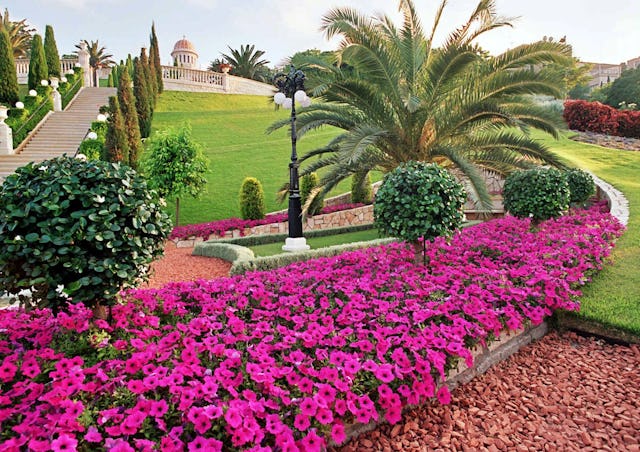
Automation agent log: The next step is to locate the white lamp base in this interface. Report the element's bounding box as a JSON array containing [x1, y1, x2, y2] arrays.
[[282, 237, 310, 252]]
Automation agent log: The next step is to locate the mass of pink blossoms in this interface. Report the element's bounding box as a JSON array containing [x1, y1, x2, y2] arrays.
[[0, 205, 623, 451], [169, 204, 366, 240]]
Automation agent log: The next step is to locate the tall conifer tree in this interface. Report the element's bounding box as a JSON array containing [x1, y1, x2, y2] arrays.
[[139, 48, 156, 111], [150, 23, 163, 93], [27, 34, 48, 90], [0, 27, 19, 105], [103, 95, 129, 163], [117, 70, 142, 168], [43, 25, 61, 77], [133, 57, 151, 138]]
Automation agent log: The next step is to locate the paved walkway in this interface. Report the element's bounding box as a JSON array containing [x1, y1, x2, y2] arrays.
[[0, 87, 116, 181]]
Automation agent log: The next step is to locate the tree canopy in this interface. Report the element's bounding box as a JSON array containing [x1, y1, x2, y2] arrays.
[[0, 8, 34, 58], [221, 44, 271, 82]]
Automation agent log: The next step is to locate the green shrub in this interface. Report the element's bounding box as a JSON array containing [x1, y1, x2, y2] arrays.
[[27, 34, 48, 91], [5, 87, 53, 148], [60, 67, 83, 109], [0, 156, 171, 312], [239, 177, 266, 220], [374, 161, 466, 242], [351, 171, 373, 204], [566, 168, 595, 204], [78, 139, 103, 160], [300, 172, 324, 215], [90, 120, 108, 141], [0, 27, 19, 106], [503, 167, 570, 222], [192, 243, 255, 263], [44, 25, 61, 78]]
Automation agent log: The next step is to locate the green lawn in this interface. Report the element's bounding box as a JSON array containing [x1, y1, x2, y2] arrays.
[[249, 228, 382, 257], [150, 92, 377, 225], [18, 84, 28, 99], [535, 130, 640, 336]]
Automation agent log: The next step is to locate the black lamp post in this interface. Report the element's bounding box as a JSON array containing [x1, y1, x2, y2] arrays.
[[273, 66, 311, 251]]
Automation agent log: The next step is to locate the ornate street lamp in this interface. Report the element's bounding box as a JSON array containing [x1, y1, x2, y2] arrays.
[[273, 66, 312, 252]]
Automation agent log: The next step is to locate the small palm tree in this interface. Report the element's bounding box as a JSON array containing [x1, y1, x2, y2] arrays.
[[269, 0, 573, 211], [75, 39, 115, 85], [0, 8, 35, 58], [221, 44, 271, 82]]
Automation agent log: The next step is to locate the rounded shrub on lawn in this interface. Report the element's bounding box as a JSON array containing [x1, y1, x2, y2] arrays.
[[239, 176, 266, 220], [300, 171, 324, 215], [374, 161, 466, 242], [503, 167, 570, 222], [566, 168, 595, 204], [0, 156, 172, 312]]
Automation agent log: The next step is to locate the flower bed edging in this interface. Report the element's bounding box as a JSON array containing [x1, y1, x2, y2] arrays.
[[338, 322, 548, 445]]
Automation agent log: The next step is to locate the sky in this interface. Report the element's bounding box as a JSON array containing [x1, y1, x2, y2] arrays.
[[4, 0, 640, 68]]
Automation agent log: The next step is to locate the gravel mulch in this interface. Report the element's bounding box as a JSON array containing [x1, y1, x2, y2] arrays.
[[570, 130, 640, 151], [144, 242, 231, 288], [331, 332, 640, 452]]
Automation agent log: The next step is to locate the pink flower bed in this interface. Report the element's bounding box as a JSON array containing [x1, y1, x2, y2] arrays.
[[0, 205, 623, 451], [169, 204, 367, 240]]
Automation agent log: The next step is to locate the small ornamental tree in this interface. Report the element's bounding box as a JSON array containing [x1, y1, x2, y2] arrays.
[[566, 168, 595, 205], [0, 156, 171, 313], [503, 167, 570, 222], [142, 125, 208, 226], [27, 34, 48, 90], [239, 177, 266, 220], [300, 172, 324, 215], [134, 57, 152, 138], [374, 161, 466, 242], [117, 69, 142, 168], [102, 95, 129, 163], [351, 171, 373, 204], [43, 25, 61, 77], [0, 27, 19, 105]]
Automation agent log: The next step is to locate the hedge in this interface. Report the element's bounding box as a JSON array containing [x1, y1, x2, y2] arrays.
[[563, 99, 640, 138]]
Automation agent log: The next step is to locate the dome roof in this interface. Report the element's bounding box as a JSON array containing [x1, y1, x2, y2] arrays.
[[172, 37, 197, 55]]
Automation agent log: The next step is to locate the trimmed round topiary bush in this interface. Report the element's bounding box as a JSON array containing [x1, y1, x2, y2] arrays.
[[300, 172, 324, 215], [503, 167, 570, 222], [239, 177, 265, 220], [374, 161, 466, 242], [351, 171, 373, 204], [566, 168, 595, 204], [0, 156, 172, 312]]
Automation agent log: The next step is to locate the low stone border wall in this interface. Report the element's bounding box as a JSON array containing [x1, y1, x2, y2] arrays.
[[339, 322, 548, 445], [591, 172, 629, 226]]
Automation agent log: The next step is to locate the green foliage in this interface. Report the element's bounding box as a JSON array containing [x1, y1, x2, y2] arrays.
[[270, 0, 571, 213], [117, 70, 142, 167], [142, 124, 208, 225], [192, 243, 255, 263], [1, 8, 35, 59], [102, 95, 129, 164], [221, 44, 271, 82], [565, 168, 595, 204], [43, 25, 61, 77], [605, 67, 640, 109], [134, 57, 152, 138], [0, 27, 19, 105], [140, 48, 157, 108], [374, 161, 466, 242], [27, 34, 48, 91], [300, 172, 324, 215], [589, 83, 611, 103], [150, 23, 163, 93], [503, 167, 570, 222], [239, 177, 266, 220], [5, 86, 52, 147], [59, 67, 83, 109], [78, 139, 103, 160], [0, 156, 171, 311], [351, 171, 372, 204], [107, 72, 114, 87]]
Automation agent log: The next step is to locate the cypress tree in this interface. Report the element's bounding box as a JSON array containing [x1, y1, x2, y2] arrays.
[[44, 25, 61, 77], [133, 57, 151, 138], [150, 23, 163, 93], [0, 27, 19, 105], [139, 48, 156, 112], [107, 71, 114, 87], [125, 54, 134, 78], [103, 95, 129, 164], [117, 69, 142, 168], [28, 34, 48, 90]]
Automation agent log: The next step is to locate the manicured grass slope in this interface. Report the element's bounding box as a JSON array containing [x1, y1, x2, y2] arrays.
[[536, 131, 640, 336], [150, 92, 358, 224]]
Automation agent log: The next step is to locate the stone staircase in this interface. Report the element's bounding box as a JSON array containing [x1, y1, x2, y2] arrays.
[[0, 87, 116, 181]]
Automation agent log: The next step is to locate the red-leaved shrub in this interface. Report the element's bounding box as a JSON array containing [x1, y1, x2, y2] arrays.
[[563, 100, 640, 138]]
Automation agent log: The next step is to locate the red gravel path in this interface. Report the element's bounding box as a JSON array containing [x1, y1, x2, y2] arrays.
[[143, 247, 640, 451], [143, 242, 231, 288], [332, 332, 640, 452]]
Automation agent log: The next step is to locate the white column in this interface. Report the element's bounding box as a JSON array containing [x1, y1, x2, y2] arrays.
[[222, 72, 230, 92], [0, 106, 14, 155], [50, 78, 62, 111], [77, 41, 92, 87]]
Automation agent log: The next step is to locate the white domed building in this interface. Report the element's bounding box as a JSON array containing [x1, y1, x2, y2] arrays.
[[171, 37, 199, 69]]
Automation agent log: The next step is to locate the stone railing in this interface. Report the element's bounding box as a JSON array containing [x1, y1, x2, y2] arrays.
[[15, 58, 80, 84], [161, 66, 274, 96]]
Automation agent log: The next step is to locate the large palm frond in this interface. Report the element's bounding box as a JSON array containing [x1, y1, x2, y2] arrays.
[[221, 44, 270, 82], [0, 8, 34, 58]]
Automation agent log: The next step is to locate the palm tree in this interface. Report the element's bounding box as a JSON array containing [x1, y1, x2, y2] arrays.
[[221, 44, 271, 82], [75, 39, 115, 86], [0, 8, 35, 58], [269, 0, 572, 211]]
